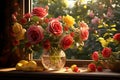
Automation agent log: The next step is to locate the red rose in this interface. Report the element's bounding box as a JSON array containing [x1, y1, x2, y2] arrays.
[[60, 35, 73, 50], [70, 32, 75, 37], [48, 19, 63, 36], [12, 39, 19, 46], [27, 25, 44, 44], [97, 66, 103, 72], [25, 42, 31, 48], [92, 51, 99, 61], [102, 47, 112, 58], [44, 18, 49, 23], [64, 26, 69, 31], [88, 63, 96, 72], [20, 18, 27, 24], [24, 13, 31, 19], [43, 39, 51, 50], [32, 7, 47, 18], [113, 33, 120, 43]]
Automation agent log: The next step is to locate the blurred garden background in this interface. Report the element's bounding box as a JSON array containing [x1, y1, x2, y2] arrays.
[[32, 0, 120, 60]]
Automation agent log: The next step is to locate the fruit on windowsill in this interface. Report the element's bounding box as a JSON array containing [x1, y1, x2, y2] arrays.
[[87, 63, 96, 72], [15, 60, 38, 71], [71, 64, 80, 72], [71, 64, 77, 71], [22, 60, 37, 71], [16, 60, 29, 70]]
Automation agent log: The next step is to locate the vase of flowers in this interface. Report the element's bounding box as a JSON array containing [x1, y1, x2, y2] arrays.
[[11, 6, 89, 70]]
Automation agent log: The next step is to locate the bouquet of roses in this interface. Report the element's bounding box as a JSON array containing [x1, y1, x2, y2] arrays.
[[11, 6, 89, 58]]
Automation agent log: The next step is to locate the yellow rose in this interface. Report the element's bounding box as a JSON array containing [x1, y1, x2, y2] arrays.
[[12, 22, 22, 34], [12, 22, 26, 40], [63, 15, 75, 27], [16, 28, 26, 40]]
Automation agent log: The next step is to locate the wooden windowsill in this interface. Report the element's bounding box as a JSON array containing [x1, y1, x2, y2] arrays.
[[0, 67, 120, 80], [0, 60, 120, 80]]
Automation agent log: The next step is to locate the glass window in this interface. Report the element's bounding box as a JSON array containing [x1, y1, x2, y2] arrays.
[[23, 0, 120, 60]]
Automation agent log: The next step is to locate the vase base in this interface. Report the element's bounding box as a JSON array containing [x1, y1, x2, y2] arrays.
[[41, 50, 66, 71]]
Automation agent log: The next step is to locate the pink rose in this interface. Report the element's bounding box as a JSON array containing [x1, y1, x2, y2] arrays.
[[91, 17, 100, 25], [32, 7, 47, 18], [106, 7, 114, 19], [80, 29, 89, 41], [79, 21, 89, 41], [48, 19, 63, 36], [92, 51, 99, 61], [102, 47, 112, 58], [113, 33, 120, 43], [27, 25, 44, 44], [89, 10, 95, 18], [79, 21, 89, 30], [60, 35, 73, 50]]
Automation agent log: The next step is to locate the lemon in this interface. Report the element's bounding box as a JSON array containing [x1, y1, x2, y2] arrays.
[[23, 60, 37, 71], [15, 60, 28, 70], [16, 63, 23, 70], [27, 60, 37, 68], [18, 60, 29, 65]]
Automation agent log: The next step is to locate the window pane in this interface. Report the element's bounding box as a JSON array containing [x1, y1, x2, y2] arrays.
[[31, 0, 120, 60]]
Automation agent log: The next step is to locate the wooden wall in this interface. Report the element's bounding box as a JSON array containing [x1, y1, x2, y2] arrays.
[[0, 0, 21, 68]]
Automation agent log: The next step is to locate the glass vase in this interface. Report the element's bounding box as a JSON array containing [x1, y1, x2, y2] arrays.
[[41, 48, 66, 70]]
